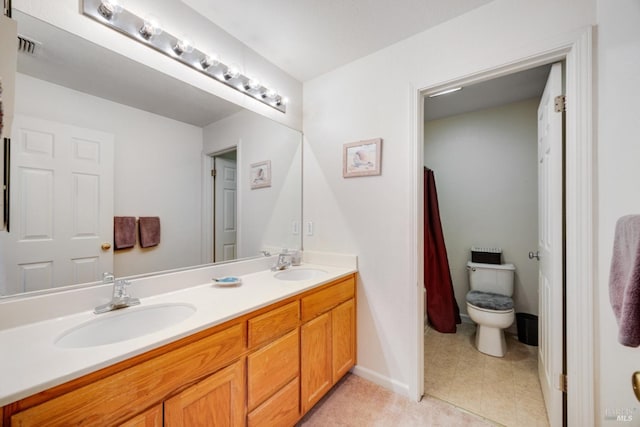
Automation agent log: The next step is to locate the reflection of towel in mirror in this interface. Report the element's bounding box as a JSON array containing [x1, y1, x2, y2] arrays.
[[114, 217, 136, 250], [139, 217, 161, 248], [609, 215, 640, 347]]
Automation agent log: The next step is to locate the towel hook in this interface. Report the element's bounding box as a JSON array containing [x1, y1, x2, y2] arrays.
[[528, 251, 540, 261]]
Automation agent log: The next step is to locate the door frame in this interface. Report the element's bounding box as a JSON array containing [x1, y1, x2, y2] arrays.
[[409, 27, 594, 426], [201, 145, 241, 265]]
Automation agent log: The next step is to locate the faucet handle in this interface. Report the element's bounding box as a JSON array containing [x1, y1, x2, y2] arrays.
[[114, 279, 132, 298]]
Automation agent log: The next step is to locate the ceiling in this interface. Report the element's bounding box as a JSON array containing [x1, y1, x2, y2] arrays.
[[181, 0, 495, 82], [424, 64, 553, 121]]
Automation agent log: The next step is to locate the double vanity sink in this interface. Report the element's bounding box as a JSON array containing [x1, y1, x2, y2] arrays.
[[0, 261, 351, 408], [54, 268, 328, 349]]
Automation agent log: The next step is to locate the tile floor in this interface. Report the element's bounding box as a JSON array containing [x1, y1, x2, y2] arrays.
[[424, 322, 550, 427], [298, 373, 495, 426]]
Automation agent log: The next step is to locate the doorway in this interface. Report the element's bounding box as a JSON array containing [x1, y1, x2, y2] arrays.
[[411, 29, 594, 426], [422, 63, 559, 426], [211, 149, 238, 263]]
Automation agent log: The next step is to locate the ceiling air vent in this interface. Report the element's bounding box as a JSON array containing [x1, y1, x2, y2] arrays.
[[17, 35, 41, 55]]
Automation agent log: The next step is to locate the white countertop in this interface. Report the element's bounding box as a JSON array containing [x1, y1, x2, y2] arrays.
[[0, 260, 356, 406]]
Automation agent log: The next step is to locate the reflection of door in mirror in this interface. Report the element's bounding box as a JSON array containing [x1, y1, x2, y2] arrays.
[[0, 115, 114, 295], [213, 151, 237, 262]]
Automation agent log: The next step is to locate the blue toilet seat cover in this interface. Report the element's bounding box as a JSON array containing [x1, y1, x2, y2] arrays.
[[466, 290, 514, 311]]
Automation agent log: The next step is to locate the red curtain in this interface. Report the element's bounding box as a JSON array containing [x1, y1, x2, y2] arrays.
[[424, 167, 461, 333]]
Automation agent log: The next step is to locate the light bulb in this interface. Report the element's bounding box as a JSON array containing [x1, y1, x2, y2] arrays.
[[200, 53, 220, 70], [97, 0, 123, 20], [223, 64, 240, 80], [244, 77, 260, 91], [275, 96, 288, 106], [139, 17, 162, 40], [262, 87, 277, 99], [172, 38, 193, 56]]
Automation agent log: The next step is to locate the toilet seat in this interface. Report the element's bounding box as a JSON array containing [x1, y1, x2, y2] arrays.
[[466, 302, 514, 315], [466, 290, 513, 311]]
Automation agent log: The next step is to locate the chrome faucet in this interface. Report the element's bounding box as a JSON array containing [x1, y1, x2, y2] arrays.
[[94, 272, 141, 314], [271, 250, 292, 271]]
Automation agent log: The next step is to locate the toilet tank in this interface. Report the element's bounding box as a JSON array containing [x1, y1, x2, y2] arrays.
[[467, 261, 516, 296]]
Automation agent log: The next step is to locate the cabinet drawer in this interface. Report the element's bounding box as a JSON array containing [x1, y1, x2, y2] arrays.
[[301, 276, 355, 322], [247, 329, 299, 410], [247, 377, 300, 427], [248, 301, 299, 348], [11, 323, 244, 426]]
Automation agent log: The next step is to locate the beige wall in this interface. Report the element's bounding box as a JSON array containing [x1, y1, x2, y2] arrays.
[[303, 0, 595, 402]]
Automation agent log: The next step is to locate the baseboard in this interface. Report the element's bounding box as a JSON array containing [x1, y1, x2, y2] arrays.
[[351, 365, 410, 398]]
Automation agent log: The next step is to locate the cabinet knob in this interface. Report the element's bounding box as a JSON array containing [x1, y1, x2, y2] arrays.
[[101, 243, 112, 251]]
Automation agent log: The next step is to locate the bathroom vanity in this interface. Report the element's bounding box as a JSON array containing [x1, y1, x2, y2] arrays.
[[0, 258, 357, 426]]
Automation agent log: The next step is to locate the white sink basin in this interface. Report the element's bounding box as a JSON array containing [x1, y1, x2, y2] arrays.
[[275, 268, 328, 281], [55, 303, 197, 348]]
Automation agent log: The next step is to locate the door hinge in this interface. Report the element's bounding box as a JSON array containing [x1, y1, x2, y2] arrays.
[[211, 169, 217, 177], [554, 95, 566, 113], [560, 373, 568, 393]]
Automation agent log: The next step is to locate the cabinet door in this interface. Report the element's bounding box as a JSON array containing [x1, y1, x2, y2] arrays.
[[164, 359, 245, 427], [119, 405, 162, 427], [301, 312, 332, 413], [332, 299, 356, 383]]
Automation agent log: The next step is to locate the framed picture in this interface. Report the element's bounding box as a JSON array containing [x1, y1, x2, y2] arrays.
[[250, 160, 271, 189], [343, 138, 382, 178]]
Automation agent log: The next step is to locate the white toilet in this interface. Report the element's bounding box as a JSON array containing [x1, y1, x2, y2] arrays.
[[466, 261, 516, 357]]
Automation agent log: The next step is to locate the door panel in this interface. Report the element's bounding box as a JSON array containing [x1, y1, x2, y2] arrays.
[[0, 115, 114, 295], [537, 62, 564, 427], [214, 157, 237, 262]]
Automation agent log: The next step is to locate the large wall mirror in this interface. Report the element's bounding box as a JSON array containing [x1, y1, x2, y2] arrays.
[[0, 11, 302, 297]]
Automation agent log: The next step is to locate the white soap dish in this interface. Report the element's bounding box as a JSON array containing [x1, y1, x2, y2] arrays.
[[212, 276, 242, 287]]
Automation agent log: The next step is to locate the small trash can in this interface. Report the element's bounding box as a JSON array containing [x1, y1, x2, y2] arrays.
[[516, 313, 538, 346]]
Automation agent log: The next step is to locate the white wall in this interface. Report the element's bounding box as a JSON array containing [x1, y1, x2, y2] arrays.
[[424, 99, 539, 318], [12, 0, 303, 130], [303, 0, 595, 399], [596, 0, 640, 424], [203, 110, 302, 257], [14, 73, 203, 278]]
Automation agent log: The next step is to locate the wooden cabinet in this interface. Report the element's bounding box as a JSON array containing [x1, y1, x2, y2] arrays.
[[164, 360, 245, 427], [9, 323, 244, 426], [300, 276, 356, 413], [2, 273, 357, 427]]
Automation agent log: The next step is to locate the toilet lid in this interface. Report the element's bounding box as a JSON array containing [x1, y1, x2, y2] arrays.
[[466, 290, 514, 311]]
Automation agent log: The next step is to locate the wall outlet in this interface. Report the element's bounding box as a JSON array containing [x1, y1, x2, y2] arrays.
[[306, 221, 314, 236]]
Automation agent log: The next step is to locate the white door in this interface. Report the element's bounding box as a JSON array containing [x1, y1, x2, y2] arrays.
[[537, 62, 564, 426], [0, 115, 114, 295], [214, 157, 237, 262]]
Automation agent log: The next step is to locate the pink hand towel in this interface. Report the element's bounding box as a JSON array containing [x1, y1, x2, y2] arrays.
[[139, 216, 161, 248], [114, 216, 136, 250], [609, 215, 640, 347]]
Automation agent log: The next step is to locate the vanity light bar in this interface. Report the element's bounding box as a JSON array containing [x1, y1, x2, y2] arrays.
[[82, 0, 287, 113]]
